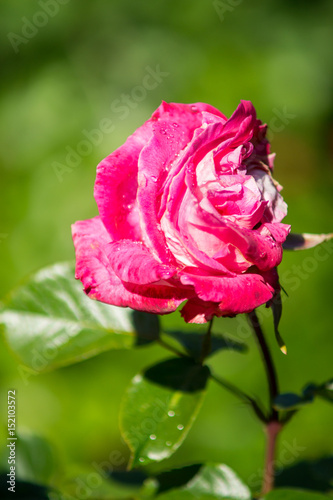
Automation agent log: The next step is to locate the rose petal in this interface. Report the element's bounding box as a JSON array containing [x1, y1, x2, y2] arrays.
[[180, 298, 221, 324], [222, 100, 257, 144], [180, 268, 277, 316], [94, 119, 153, 241], [137, 106, 205, 262], [106, 240, 176, 285], [72, 217, 189, 314]]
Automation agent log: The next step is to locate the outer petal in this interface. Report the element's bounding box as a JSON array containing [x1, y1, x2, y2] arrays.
[[180, 269, 276, 316], [180, 268, 280, 323], [94, 101, 207, 243], [137, 107, 205, 262], [72, 217, 189, 314], [221, 100, 257, 144], [94, 119, 153, 241], [180, 298, 221, 324], [106, 240, 176, 285]]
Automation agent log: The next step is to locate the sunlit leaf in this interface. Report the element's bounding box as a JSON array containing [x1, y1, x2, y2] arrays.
[[120, 357, 210, 468], [155, 463, 251, 499], [58, 469, 155, 499], [0, 262, 159, 372]]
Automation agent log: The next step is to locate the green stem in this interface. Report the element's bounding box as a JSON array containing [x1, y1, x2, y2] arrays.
[[199, 318, 214, 364], [157, 338, 186, 358], [247, 310, 282, 495], [248, 310, 279, 420]]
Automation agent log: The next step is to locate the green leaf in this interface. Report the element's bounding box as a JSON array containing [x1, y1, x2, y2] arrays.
[[274, 392, 313, 411], [275, 378, 333, 411], [0, 262, 160, 372], [164, 330, 246, 361], [0, 474, 51, 499], [283, 232, 333, 251], [304, 380, 333, 403], [120, 357, 210, 468], [270, 292, 287, 355], [58, 466, 157, 499], [264, 488, 331, 499], [15, 432, 57, 484], [156, 463, 251, 499]]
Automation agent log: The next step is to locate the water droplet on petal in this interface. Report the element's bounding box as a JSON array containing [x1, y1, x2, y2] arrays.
[[177, 424, 184, 430], [172, 123, 179, 128], [168, 411, 175, 417], [149, 434, 156, 440], [151, 176, 158, 182]]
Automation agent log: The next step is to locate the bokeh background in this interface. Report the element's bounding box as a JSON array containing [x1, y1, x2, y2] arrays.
[[0, 0, 333, 495]]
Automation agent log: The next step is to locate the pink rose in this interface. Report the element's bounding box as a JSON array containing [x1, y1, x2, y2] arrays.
[[72, 101, 290, 323]]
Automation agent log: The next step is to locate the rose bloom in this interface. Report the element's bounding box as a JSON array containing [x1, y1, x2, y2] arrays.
[[72, 101, 290, 323]]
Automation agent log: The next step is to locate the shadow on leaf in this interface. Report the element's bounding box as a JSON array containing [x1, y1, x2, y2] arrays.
[[276, 456, 333, 493], [144, 357, 210, 392]]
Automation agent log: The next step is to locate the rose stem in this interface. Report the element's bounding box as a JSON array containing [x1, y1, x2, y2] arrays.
[[157, 338, 187, 358], [247, 310, 282, 495]]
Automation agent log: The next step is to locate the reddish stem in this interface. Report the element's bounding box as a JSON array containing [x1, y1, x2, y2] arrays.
[[261, 420, 282, 495]]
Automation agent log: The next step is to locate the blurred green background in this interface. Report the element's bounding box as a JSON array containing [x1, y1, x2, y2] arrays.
[[0, 0, 333, 495]]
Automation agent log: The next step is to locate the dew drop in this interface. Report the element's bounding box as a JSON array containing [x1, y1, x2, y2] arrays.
[[177, 424, 184, 431], [149, 434, 156, 440], [166, 441, 172, 446], [139, 457, 145, 463], [168, 411, 175, 417], [172, 123, 179, 128], [151, 176, 158, 182]]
